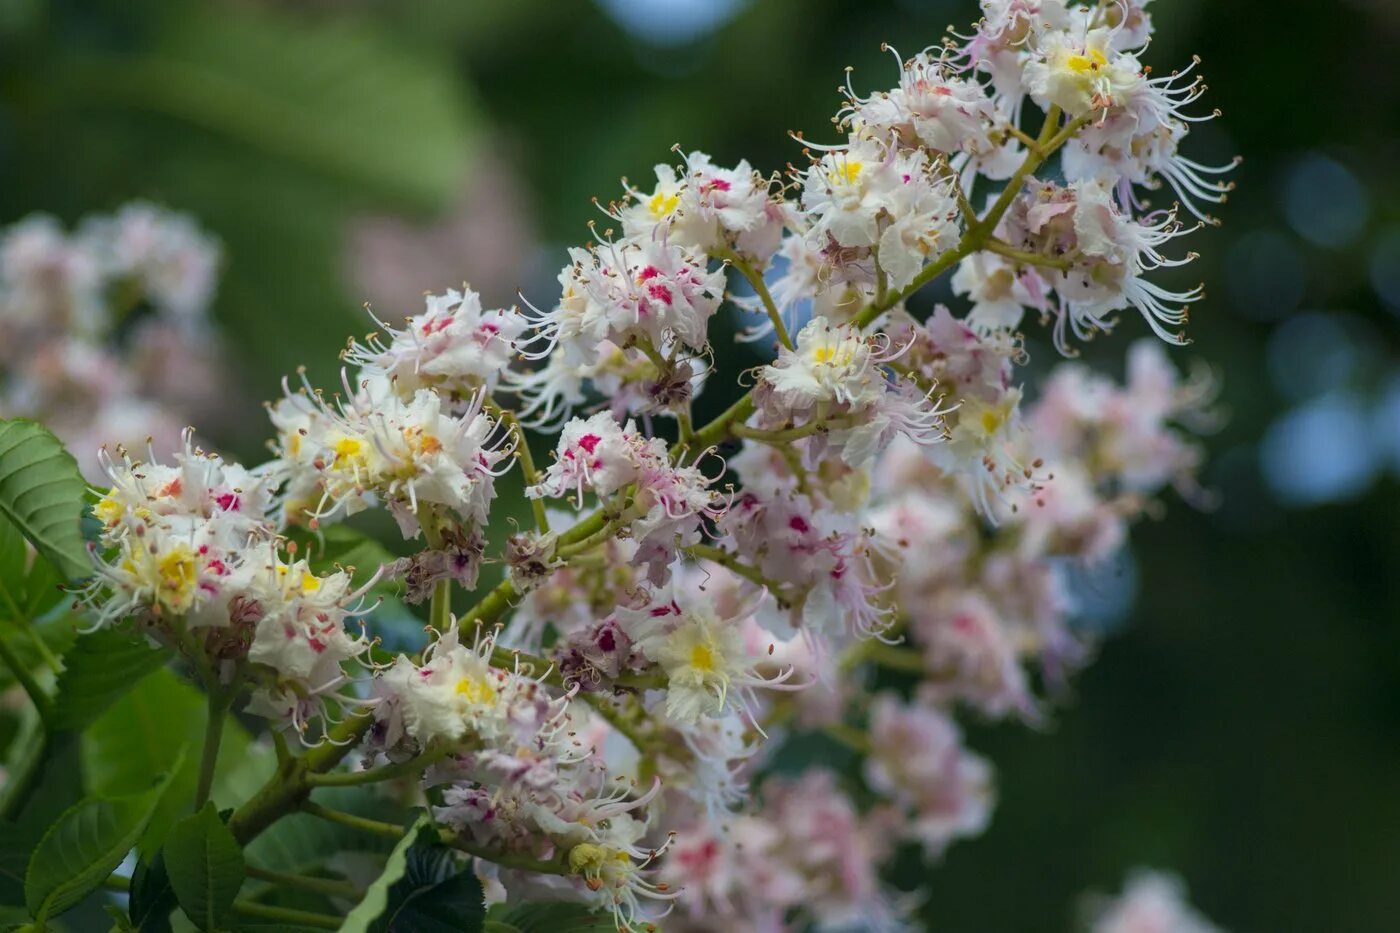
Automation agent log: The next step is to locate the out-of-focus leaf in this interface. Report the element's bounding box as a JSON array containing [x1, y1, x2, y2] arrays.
[[82, 668, 255, 855], [49, 628, 168, 733], [243, 786, 398, 878], [62, 4, 474, 210], [0, 821, 40, 907], [164, 803, 245, 931], [301, 524, 399, 588], [23, 759, 179, 924], [0, 515, 23, 597], [0, 420, 90, 581]]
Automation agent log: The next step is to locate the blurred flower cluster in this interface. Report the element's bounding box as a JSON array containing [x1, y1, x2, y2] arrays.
[[0, 203, 224, 479], [74, 0, 1232, 929]]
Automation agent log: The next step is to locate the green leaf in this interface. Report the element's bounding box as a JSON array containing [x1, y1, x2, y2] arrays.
[[0, 515, 25, 602], [23, 758, 180, 924], [483, 902, 610, 933], [0, 420, 91, 582], [303, 525, 398, 588], [65, 3, 475, 210], [368, 846, 486, 933], [50, 628, 169, 733], [0, 821, 40, 907], [164, 803, 245, 931], [338, 814, 486, 933], [128, 851, 176, 933], [339, 814, 428, 933], [83, 668, 257, 855], [243, 787, 397, 877]]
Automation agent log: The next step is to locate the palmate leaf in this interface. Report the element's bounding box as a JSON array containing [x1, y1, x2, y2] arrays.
[[339, 813, 430, 933], [0, 420, 90, 582], [339, 813, 486, 933], [50, 627, 169, 733], [83, 667, 261, 856], [62, 3, 475, 211], [163, 803, 245, 931], [23, 755, 180, 924]]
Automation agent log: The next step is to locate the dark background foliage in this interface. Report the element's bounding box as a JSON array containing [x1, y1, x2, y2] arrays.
[[2, 0, 1397, 929]]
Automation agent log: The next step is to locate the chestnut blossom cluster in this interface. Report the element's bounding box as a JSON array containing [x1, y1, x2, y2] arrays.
[[83, 433, 378, 732], [72, 1, 1235, 929], [1089, 871, 1223, 933], [0, 203, 224, 478]]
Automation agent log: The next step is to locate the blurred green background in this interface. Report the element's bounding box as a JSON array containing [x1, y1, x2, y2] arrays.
[[2, 0, 1397, 930]]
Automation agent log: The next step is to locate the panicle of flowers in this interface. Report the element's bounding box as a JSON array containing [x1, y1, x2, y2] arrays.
[[266, 370, 513, 538], [344, 286, 529, 403], [611, 149, 787, 266], [1087, 870, 1223, 933], [369, 621, 679, 930], [0, 204, 225, 478], [753, 315, 954, 468], [83, 432, 379, 736], [59, 1, 1236, 927]]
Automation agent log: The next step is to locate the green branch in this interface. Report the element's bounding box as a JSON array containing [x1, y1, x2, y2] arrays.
[[245, 864, 362, 901], [231, 899, 343, 930], [304, 744, 455, 788], [714, 245, 793, 350], [192, 684, 235, 811]]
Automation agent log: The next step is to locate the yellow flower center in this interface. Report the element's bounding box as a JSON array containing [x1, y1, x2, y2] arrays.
[[980, 407, 1005, 435], [95, 495, 124, 526], [333, 436, 365, 466], [454, 673, 497, 706], [1066, 48, 1108, 74], [648, 190, 680, 219], [689, 640, 719, 674], [812, 343, 853, 368], [157, 546, 197, 607], [829, 160, 864, 186]]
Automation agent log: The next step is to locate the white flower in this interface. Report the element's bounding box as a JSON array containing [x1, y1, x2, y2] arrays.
[[622, 592, 792, 726], [843, 47, 998, 156], [951, 251, 1039, 333], [528, 412, 641, 502], [530, 239, 724, 358], [618, 151, 784, 264], [346, 286, 527, 400], [1053, 179, 1201, 349], [1023, 26, 1143, 117], [800, 137, 901, 249], [378, 625, 515, 747], [266, 377, 511, 536], [759, 316, 886, 411], [865, 693, 994, 856], [0, 214, 105, 335], [1060, 57, 1236, 223], [245, 557, 370, 707], [1090, 871, 1222, 933], [79, 201, 220, 320]]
